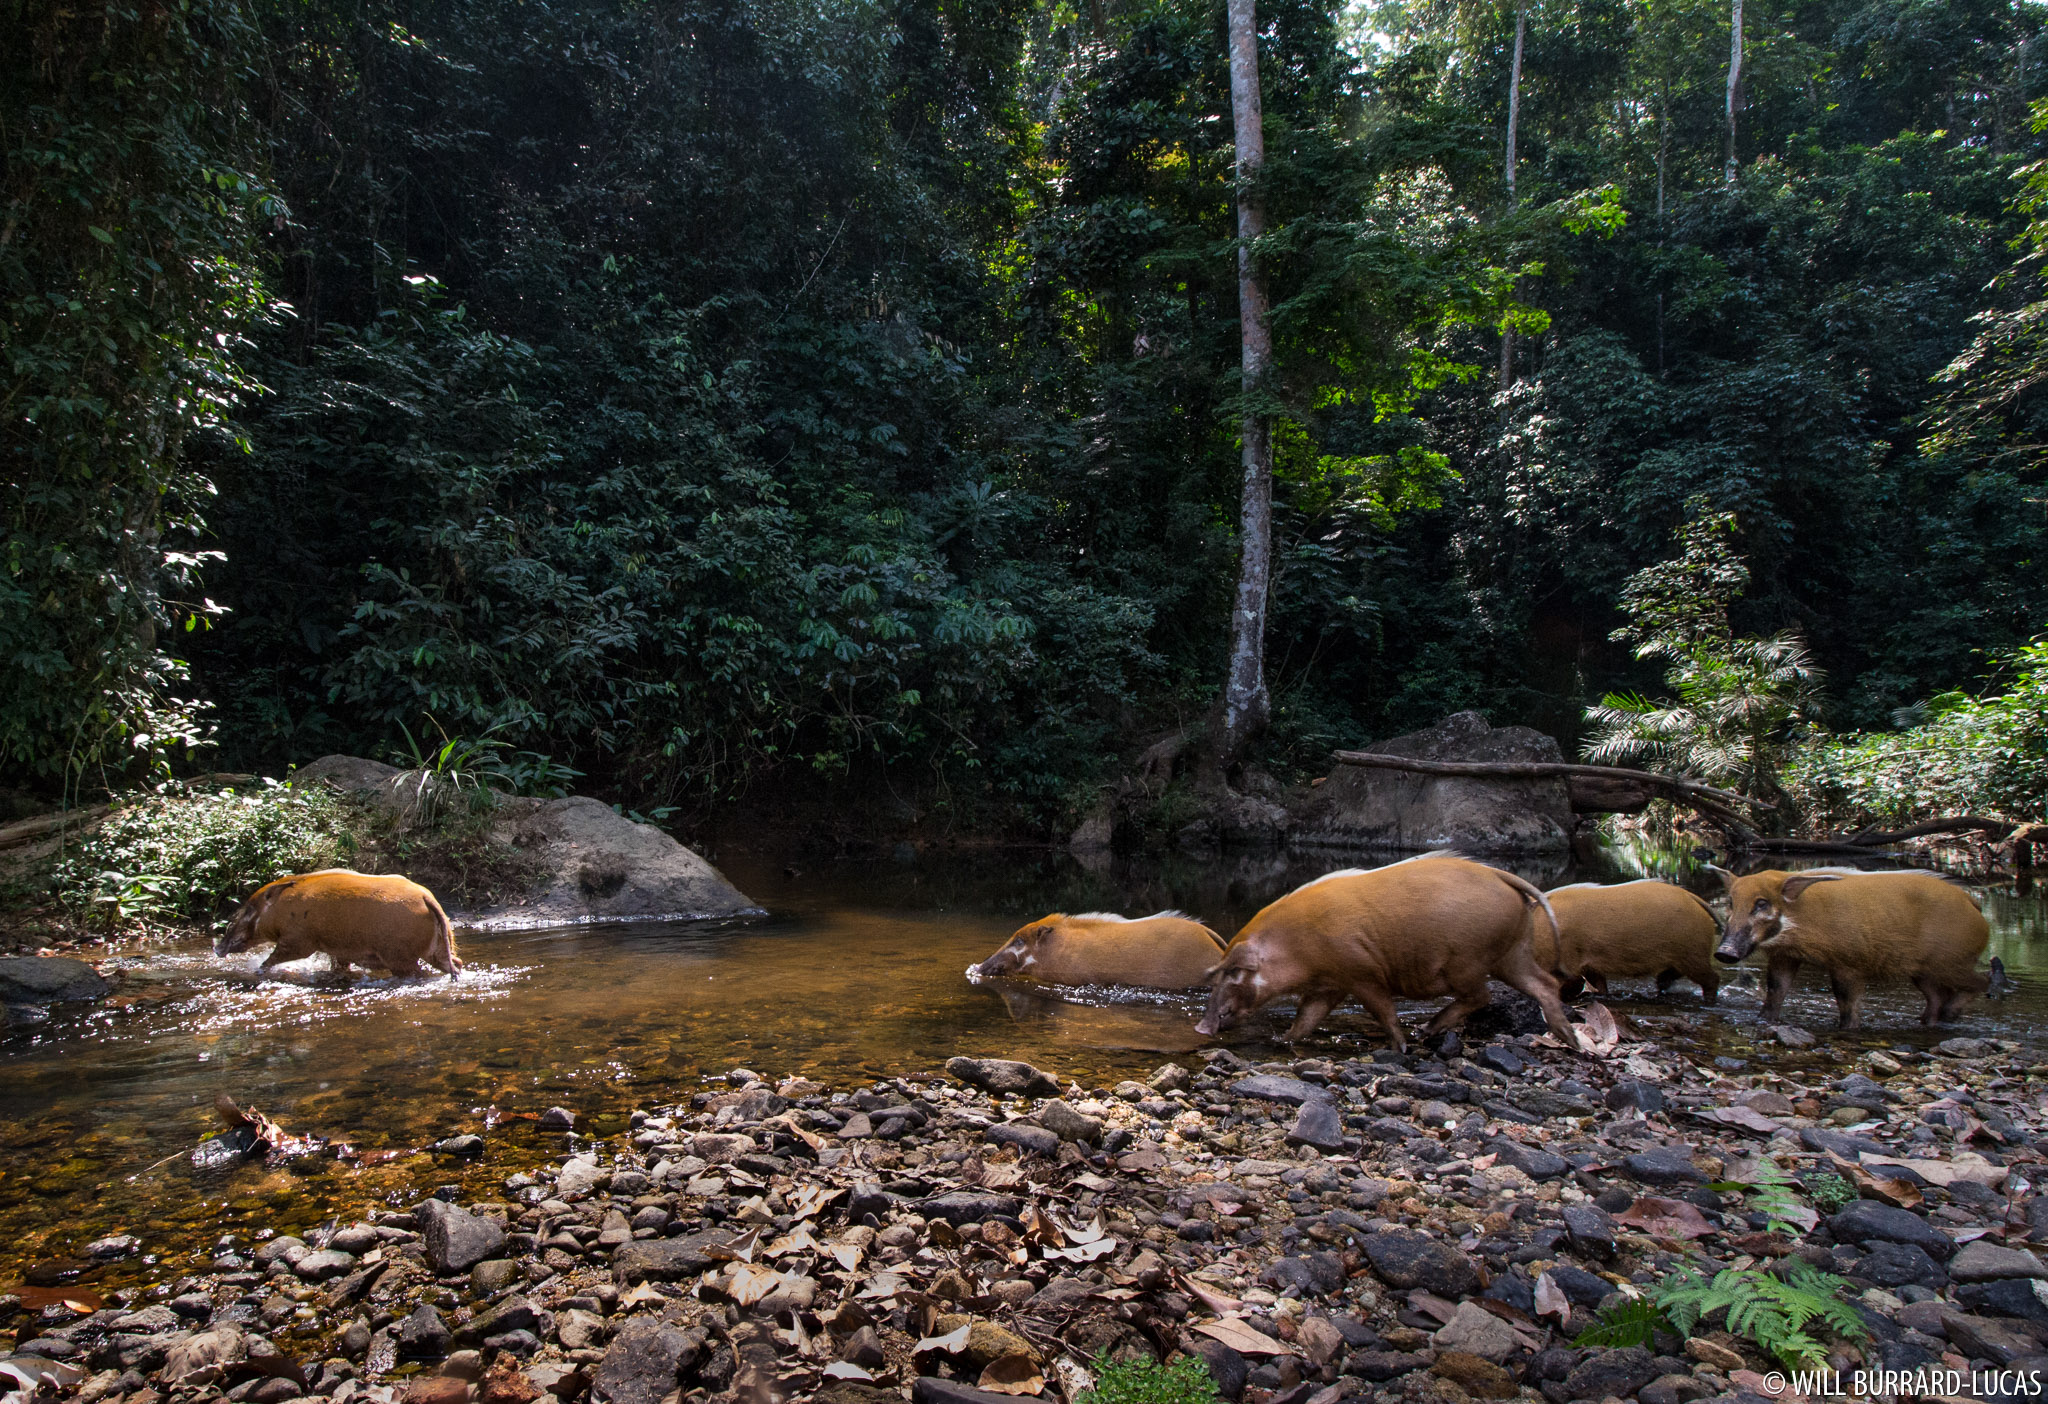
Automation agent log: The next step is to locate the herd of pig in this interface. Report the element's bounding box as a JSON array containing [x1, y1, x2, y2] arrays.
[[966, 853, 1994, 1044], [211, 853, 1994, 1044]]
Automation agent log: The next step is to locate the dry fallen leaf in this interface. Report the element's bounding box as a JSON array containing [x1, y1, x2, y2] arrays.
[[1043, 1236, 1117, 1264], [1573, 1002, 1622, 1057], [822, 1363, 876, 1383], [1825, 1151, 1923, 1209], [1174, 1272, 1241, 1315], [1533, 1272, 1569, 1322], [1193, 1319, 1300, 1357], [721, 1263, 784, 1308], [1614, 1196, 1716, 1240], [1697, 1105, 1785, 1136], [767, 1226, 824, 1258], [913, 1324, 972, 1356], [978, 1355, 1046, 1395]]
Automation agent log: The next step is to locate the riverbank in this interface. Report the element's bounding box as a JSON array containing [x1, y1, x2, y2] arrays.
[[9, 1011, 2048, 1404]]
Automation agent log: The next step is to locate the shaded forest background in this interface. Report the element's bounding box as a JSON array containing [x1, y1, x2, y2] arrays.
[[6, 0, 2047, 831]]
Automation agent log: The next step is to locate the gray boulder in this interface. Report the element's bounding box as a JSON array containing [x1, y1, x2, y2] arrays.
[[593, 1318, 702, 1404], [415, 1200, 507, 1275], [1292, 711, 1573, 855], [292, 754, 762, 928], [0, 956, 112, 1004]]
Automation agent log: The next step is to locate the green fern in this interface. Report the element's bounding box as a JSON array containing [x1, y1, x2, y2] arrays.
[[1709, 1155, 1815, 1237], [1651, 1262, 1867, 1371], [1573, 1297, 1669, 1350]]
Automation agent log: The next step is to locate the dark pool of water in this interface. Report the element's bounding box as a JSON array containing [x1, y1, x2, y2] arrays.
[[2, 839, 2042, 1290]]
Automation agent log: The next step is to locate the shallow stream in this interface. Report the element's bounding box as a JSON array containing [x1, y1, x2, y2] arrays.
[[2, 840, 2043, 1292]]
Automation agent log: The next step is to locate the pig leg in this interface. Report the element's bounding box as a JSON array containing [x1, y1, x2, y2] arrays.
[[1284, 990, 1341, 1043], [1683, 955, 1720, 1005], [1421, 986, 1493, 1039], [1760, 957, 1799, 1021], [1354, 985, 1407, 1053], [1586, 971, 1611, 996], [1829, 970, 1866, 1029], [1495, 940, 1580, 1048], [1557, 974, 1587, 1001], [257, 929, 317, 973]]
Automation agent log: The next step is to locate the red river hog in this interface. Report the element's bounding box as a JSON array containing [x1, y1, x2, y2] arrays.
[[1710, 866, 1988, 1028], [1195, 853, 1576, 1050], [970, 911, 1226, 989], [218, 869, 463, 978], [1539, 879, 1721, 1003]]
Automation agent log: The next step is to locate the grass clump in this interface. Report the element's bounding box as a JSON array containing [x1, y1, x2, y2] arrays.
[[1080, 1355, 1219, 1404], [51, 781, 354, 929]]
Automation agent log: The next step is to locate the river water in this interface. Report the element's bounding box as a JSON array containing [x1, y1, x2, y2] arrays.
[[1, 840, 2042, 1291]]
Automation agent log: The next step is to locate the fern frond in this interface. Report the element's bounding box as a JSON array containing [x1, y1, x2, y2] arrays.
[[1573, 1298, 1668, 1350]]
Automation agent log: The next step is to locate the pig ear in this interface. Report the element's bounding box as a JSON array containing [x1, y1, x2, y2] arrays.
[[1700, 864, 1738, 893], [1781, 872, 1844, 900]]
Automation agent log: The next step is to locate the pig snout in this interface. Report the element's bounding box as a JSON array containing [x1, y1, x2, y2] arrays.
[[1714, 929, 1753, 963]]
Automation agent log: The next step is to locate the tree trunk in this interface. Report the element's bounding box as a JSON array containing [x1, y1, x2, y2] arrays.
[[1500, 4, 1525, 390], [1724, 0, 1743, 185], [1214, 0, 1274, 768]]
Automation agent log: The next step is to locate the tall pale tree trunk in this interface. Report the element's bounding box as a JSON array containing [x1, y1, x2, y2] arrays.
[[1213, 0, 1273, 768], [1724, 0, 1743, 184], [1500, 4, 1525, 390]]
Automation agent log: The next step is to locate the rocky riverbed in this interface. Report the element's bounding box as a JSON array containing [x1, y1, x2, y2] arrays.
[[9, 1016, 2048, 1404]]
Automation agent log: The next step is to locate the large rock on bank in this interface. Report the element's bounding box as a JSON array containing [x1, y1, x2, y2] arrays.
[[1293, 711, 1573, 855], [0, 956, 113, 1004], [293, 755, 762, 928]]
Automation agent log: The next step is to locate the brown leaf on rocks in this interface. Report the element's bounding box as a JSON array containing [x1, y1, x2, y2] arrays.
[[1696, 1105, 1785, 1136], [1614, 1197, 1715, 1240], [1533, 1272, 1569, 1322], [1575, 1002, 1622, 1057], [1175, 1272, 1242, 1316], [822, 1363, 876, 1383], [1824, 1151, 1923, 1209], [1193, 1319, 1300, 1357], [978, 1355, 1047, 1395], [913, 1323, 972, 1356], [787, 1182, 845, 1219]]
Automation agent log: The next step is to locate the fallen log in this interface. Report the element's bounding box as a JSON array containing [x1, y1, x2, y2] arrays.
[[0, 804, 112, 851], [1325, 751, 1766, 837]]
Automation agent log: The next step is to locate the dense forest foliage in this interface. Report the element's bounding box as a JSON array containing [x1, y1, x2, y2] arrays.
[[5, 0, 2046, 828]]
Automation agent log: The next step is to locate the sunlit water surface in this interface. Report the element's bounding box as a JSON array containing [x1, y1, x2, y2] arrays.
[[2, 842, 2043, 1291]]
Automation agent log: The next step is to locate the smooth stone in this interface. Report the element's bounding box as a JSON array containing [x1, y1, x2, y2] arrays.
[[1562, 1347, 1658, 1401], [1488, 1138, 1567, 1180], [1432, 1302, 1517, 1362], [1621, 1147, 1703, 1185], [944, 1057, 1060, 1097], [1562, 1204, 1618, 1259], [1829, 1201, 1956, 1260], [1361, 1227, 1479, 1294], [1259, 1252, 1345, 1298], [1286, 1099, 1347, 1152], [0, 956, 113, 1003], [920, 1192, 1023, 1225], [1035, 1100, 1103, 1144], [1951, 1241, 2048, 1283], [985, 1122, 1059, 1157], [1230, 1075, 1329, 1106], [1606, 1081, 1666, 1115], [396, 1305, 451, 1361], [416, 1201, 507, 1276]]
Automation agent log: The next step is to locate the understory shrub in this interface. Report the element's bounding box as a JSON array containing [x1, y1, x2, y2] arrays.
[[1790, 636, 2048, 826], [51, 782, 352, 928]]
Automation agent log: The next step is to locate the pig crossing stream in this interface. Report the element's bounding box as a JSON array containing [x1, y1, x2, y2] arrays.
[[1, 841, 2044, 1288]]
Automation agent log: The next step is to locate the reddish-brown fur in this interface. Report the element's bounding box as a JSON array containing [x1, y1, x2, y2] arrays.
[[970, 912, 1226, 989], [1195, 854, 1575, 1051], [1539, 879, 1720, 1003], [218, 869, 463, 979], [1711, 867, 1987, 1028]]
